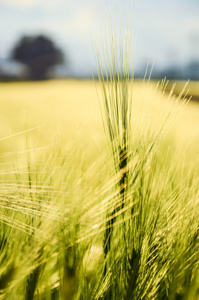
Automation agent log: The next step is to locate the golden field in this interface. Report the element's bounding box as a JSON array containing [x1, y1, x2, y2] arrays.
[[0, 79, 199, 157], [0, 79, 199, 300]]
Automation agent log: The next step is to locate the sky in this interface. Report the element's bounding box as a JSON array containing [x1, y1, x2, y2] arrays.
[[0, 0, 199, 76]]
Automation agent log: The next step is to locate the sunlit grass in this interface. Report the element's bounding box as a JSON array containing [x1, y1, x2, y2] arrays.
[[0, 74, 198, 299]]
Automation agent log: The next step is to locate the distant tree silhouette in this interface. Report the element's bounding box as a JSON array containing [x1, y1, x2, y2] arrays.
[[11, 35, 64, 80]]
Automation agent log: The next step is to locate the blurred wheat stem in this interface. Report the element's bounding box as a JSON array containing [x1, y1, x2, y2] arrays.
[[93, 18, 134, 281]]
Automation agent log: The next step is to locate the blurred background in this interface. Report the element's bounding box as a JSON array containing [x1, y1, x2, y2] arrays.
[[0, 0, 198, 81]]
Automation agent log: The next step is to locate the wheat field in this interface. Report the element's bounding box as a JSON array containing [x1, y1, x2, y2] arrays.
[[0, 79, 198, 299]]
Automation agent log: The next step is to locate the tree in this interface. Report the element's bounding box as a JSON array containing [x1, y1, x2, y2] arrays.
[[11, 35, 64, 80]]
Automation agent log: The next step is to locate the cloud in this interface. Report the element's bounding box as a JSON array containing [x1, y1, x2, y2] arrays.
[[0, 0, 35, 8]]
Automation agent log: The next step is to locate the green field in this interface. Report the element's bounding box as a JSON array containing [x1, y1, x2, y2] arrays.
[[0, 79, 199, 299]]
